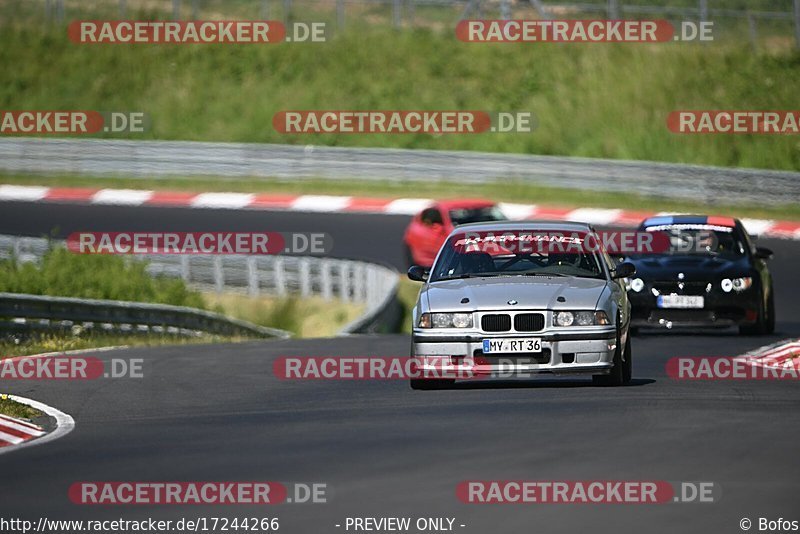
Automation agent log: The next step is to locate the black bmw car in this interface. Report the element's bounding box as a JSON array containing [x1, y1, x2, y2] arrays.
[[623, 215, 775, 335]]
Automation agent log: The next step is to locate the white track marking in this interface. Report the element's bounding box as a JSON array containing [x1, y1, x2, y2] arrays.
[[291, 195, 352, 212], [92, 189, 154, 205]]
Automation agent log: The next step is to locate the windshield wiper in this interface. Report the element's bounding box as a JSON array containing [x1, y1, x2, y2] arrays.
[[518, 272, 570, 277], [438, 273, 500, 280]]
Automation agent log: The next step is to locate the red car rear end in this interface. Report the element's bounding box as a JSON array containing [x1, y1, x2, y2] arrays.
[[403, 200, 506, 267]]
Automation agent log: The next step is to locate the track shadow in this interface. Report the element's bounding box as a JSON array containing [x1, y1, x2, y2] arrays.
[[443, 377, 656, 390]]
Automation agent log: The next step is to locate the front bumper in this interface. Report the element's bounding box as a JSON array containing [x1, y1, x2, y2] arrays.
[[411, 329, 617, 378], [629, 289, 760, 329]]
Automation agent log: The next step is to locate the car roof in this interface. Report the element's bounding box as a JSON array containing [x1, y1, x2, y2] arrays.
[[433, 199, 497, 210], [447, 220, 594, 234], [640, 214, 740, 228]]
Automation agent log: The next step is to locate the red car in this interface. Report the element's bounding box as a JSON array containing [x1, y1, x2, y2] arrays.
[[403, 200, 507, 267]]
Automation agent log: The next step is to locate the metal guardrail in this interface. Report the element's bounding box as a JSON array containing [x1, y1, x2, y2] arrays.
[[0, 292, 291, 339], [1, 138, 799, 206], [0, 234, 401, 335]]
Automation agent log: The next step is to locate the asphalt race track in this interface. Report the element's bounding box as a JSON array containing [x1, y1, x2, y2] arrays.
[[1, 201, 799, 534]]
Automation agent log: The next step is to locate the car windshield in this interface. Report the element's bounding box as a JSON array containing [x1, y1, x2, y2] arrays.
[[430, 231, 606, 282], [633, 225, 746, 258], [448, 206, 507, 226]]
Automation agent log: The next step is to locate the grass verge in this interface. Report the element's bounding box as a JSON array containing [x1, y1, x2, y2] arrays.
[[0, 246, 205, 307], [0, 394, 43, 420], [0, 24, 798, 170], [204, 292, 364, 337]]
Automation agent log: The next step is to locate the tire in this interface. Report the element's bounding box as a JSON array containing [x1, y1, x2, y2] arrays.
[[765, 290, 775, 334], [410, 378, 455, 390], [621, 335, 633, 384], [739, 288, 772, 336], [593, 329, 630, 386]]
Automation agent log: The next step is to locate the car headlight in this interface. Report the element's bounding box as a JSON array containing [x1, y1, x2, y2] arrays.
[[555, 311, 574, 326], [732, 277, 753, 292], [721, 277, 752, 293], [554, 311, 609, 326], [627, 278, 645, 293], [418, 312, 473, 329]]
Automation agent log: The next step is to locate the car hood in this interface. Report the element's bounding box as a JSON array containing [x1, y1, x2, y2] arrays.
[[626, 255, 751, 280], [423, 276, 608, 312]]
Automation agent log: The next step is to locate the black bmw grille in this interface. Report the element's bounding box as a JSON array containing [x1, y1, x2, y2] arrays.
[[481, 314, 511, 332], [652, 281, 709, 296], [514, 313, 545, 332]]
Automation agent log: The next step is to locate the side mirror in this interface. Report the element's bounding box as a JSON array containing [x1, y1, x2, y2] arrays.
[[612, 262, 636, 279], [407, 265, 429, 282], [754, 247, 773, 260]]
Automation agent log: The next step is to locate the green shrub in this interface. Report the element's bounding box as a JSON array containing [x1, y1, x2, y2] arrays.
[[0, 247, 205, 308]]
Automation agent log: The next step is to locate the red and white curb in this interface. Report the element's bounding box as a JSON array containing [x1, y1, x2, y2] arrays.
[[0, 394, 75, 455], [736, 339, 800, 370], [0, 412, 44, 448], [2, 184, 799, 240], [0, 347, 127, 453]]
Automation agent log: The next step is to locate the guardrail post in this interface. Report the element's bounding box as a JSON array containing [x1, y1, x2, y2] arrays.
[[500, 0, 511, 20], [698, 0, 707, 23], [119, 0, 127, 17], [275, 256, 287, 297], [181, 255, 191, 283], [393, 0, 402, 28], [365, 267, 376, 307], [173, 0, 181, 19], [283, 0, 292, 24], [337, 0, 344, 29], [321, 260, 333, 300], [747, 14, 758, 51], [607, 0, 619, 19], [357, 264, 368, 302], [247, 257, 260, 297], [213, 256, 224, 294], [339, 262, 350, 302], [299, 258, 311, 298]]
